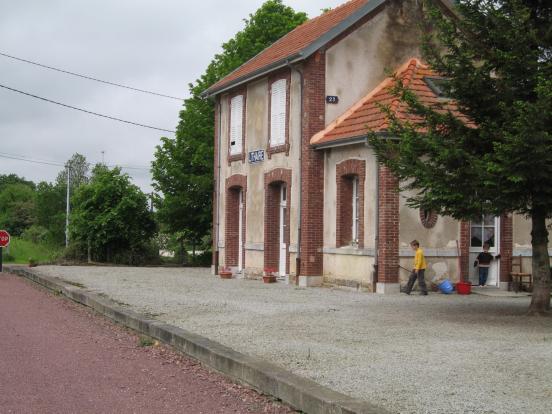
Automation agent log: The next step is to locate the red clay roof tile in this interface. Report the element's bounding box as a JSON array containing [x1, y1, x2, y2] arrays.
[[205, 0, 373, 95], [311, 59, 471, 146]]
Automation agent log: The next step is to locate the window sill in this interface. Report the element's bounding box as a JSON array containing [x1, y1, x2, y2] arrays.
[[323, 247, 374, 256], [228, 153, 245, 164], [267, 143, 289, 158]]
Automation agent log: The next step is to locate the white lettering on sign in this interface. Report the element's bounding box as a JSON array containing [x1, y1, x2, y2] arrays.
[[248, 149, 265, 164]]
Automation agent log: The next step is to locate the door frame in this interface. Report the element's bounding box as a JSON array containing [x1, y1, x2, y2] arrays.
[[469, 215, 501, 286], [238, 189, 244, 273], [278, 184, 288, 278]]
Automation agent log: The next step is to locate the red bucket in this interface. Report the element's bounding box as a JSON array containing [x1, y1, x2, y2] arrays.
[[456, 282, 471, 295]]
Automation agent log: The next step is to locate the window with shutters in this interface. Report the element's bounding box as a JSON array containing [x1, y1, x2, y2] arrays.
[[267, 73, 290, 157], [229, 95, 244, 156], [270, 79, 286, 147]]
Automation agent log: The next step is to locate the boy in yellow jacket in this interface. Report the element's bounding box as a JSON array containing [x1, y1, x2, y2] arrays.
[[404, 240, 428, 295]]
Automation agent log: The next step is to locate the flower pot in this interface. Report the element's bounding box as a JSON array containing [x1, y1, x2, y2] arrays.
[[263, 275, 277, 284], [219, 271, 233, 279], [456, 281, 471, 295]]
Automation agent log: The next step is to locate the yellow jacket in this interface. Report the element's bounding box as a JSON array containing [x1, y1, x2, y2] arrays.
[[414, 248, 427, 270]]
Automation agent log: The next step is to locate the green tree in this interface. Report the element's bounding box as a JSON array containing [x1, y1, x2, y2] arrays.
[[70, 165, 157, 265], [369, 0, 552, 314], [56, 153, 90, 193], [0, 183, 36, 236], [152, 0, 307, 250], [35, 181, 66, 245], [0, 174, 35, 193]]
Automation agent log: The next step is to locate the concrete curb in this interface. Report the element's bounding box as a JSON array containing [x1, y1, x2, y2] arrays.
[[6, 266, 389, 414]]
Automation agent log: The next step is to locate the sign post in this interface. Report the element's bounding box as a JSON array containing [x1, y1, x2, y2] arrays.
[[0, 230, 11, 273]]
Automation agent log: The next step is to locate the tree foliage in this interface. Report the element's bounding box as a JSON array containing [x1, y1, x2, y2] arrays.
[[35, 181, 66, 245], [152, 0, 308, 247], [0, 183, 36, 236], [369, 0, 552, 313], [0, 174, 35, 193], [70, 165, 157, 265], [56, 153, 90, 192]]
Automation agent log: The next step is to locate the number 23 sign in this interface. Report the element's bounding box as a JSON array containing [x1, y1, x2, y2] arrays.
[[0, 230, 10, 248]]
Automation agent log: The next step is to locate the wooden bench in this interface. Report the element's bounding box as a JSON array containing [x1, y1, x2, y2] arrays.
[[510, 255, 532, 293]]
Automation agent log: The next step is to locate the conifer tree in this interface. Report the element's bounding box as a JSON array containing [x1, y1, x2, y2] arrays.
[[370, 0, 552, 314]]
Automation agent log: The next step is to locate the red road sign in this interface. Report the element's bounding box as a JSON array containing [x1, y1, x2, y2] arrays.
[[0, 230, 10, 247]]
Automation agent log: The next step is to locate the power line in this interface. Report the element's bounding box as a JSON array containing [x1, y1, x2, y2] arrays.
[[0, 83, 177, 134], [0, 152, 151, 171], [0, 152, 64, 167], [0, 51, 184, 101]]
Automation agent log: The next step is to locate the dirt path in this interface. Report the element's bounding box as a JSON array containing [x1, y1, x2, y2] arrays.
[[0, 274, 293, 414]]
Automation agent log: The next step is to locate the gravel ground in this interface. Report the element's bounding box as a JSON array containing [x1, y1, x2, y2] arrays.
[[35, 266, 552, 414]]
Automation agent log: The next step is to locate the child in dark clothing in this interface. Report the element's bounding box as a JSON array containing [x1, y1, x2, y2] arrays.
[[474, 243, 500, 286]]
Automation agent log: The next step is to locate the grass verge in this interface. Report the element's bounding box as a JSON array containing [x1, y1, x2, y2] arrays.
[[1, 237, 62, 265]]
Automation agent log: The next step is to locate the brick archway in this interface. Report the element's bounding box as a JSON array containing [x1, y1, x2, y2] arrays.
[[225, 175, 247, 268], [336, 159, 366, 248], [264, 169, 292, 274]]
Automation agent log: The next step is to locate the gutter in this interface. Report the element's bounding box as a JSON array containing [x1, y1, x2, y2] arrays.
[[374, 160, 380, 291], [311, 132, 397, 151], [202, 53, 303, 98], [215, 99, 222, 273]]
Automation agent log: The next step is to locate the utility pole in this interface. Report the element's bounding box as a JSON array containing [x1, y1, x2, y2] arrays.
[[65, 166, 71, 248]]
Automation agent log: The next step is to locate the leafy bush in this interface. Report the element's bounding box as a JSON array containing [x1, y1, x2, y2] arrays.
[[68, 165, 158, 265], [21, 225, 49, 244]]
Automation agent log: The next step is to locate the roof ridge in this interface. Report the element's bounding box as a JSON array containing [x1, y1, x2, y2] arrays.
[[311, 57, 434, 146], [306, 0, 366, 25], [383, 58, 421, 130], [204, 0, 377, 96], [243, 1, 367, 64]]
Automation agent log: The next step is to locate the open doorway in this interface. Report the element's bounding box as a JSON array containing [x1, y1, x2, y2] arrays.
[[265, 181, 289, 280], [469, 215, 500, 286]]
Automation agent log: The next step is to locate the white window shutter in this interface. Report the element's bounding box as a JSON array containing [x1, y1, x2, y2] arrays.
[[230, 95, 243, 155], [270, 79, 286, 147]]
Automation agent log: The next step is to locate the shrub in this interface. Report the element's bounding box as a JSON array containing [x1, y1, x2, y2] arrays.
[[21, 225, 49, 244]]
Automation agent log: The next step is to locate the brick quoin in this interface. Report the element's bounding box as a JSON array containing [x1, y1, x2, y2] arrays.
[[377, 166, 399, 284], [500, 214, 513, 284], [336, 159, 366, 248], [459, 221, 470, 280], [300, 51, 325, 276], [225, 175, 247, 268], [264, 169, 292, 273]]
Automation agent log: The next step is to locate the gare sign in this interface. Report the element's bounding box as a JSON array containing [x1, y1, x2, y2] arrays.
[[0, 230, 10, 248], [248, 149, 265, 164]]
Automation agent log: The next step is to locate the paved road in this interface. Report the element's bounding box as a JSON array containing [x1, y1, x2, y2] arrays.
[[0, 274, 294, 414]]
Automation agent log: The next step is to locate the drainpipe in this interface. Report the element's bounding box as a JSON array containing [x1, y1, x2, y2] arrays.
[[215, 99, 222, 274], [374, 157, 380, 292], [286, 60, 304, 284]]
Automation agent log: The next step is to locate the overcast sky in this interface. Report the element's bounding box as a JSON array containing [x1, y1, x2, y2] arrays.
[[0, 0, 345, 192]]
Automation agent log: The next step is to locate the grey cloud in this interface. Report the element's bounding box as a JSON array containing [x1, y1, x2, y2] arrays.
[[0, 0, 344, 191]]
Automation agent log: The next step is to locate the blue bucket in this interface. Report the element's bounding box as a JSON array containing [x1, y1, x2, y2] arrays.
[[438, 279, 454, 294]]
